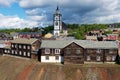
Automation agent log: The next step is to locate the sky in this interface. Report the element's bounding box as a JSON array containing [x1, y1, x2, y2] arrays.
[[0, 0, 120, 29]]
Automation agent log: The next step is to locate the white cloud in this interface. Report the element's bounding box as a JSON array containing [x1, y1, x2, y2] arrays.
[[28, 15, 47, 21], [0, 0, 17, 7], [0, 0, 120, 29], [19, 0, 120, 24], [26, 8, 40, 15], [19, 0, 71, 8], [0, 14, 39, 29], [96, 14, 120, 23]]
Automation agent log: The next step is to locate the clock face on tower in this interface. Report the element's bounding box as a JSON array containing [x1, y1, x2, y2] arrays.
[[55, 16, 59, 20]]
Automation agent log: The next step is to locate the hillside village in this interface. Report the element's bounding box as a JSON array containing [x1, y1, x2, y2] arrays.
[[0, 6, 120, 64]]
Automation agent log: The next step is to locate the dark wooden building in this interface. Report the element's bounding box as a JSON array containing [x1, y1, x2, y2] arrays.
[[40, 40, 118, 64], [63, 42, 84, 64], [6, 38, 41, 59]]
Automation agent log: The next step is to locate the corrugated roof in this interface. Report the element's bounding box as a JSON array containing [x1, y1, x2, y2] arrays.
[[41, 40, 118, 49], [12, 38, 38, 44]]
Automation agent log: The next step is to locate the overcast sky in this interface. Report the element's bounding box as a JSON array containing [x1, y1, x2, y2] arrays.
[[0, 0, 120, 29]]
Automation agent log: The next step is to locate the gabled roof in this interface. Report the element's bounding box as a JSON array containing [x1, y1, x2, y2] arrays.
[[12, 38, 38, 44], [41, 40, 72, 48], [41, 40, 118, 49], [74, 40, 118, 49]]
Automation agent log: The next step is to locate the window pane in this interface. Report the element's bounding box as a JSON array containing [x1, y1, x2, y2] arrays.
[[87, 56, 90, 61], [106, 56, 111, 61], [23, 45, 26, 49], [76, 49, 81, 54], [112, 56, 116, 61], [96, 56, 100, 61], [19, 45, 21, 48], [55, 49, 60, 54], [45, 49, 50, 54], [109, 50, 113, 54], [24, 52, 26, 56], [19, 51, 22, 55], [46, 56, 49, 60], [28, 52, 30, 56], [97, 49, 101, 53], [55, 56, 59, 60]]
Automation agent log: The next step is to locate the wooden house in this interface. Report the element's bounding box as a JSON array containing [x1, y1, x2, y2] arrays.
[[0, 33, 12, 40], [0, 40, 9, 55], [10, 38, 41, 60], [11, 32, 42, 39], [40, 40, 118, 64]]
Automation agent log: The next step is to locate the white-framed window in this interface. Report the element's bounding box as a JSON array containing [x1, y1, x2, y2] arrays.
[[106, 56, 111, 61], [46, 56, 49, 60], [23, 52, 26, 56], [8, 50, 10, 53], [109, 50, 113, 54], [15, 44, 17, 48], [76, 49, 81, 54], [97, 49, 101, 53], [87, 56, 91, 61], [45, 49, 50, 54], [112, 56, 116, 61], [15, 51, 17, 54], [55, 56, 59, 60], [27, 52, 30, 56], [23, 45, 26, 49], [12, 50, 14, 54], [19, 45, 21, 48], [4, 50, 7, 53], [12, 44, 14, 48], [19, 51, 22, 55], [55, 49, 60, 54], [27, 46, 30, 49], [96, 56, 101, 61]]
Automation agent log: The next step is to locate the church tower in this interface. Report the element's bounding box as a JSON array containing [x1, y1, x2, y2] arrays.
[[53, 6, 62, 36]]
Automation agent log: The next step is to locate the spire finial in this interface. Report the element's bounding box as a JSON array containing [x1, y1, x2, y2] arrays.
[[56, 5, 59, 11]]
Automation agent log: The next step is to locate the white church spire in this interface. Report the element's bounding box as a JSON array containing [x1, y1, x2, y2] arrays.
[[53, 5, 62, 36]]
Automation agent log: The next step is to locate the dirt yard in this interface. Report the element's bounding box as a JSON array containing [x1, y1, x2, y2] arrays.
[[0, 55, 120, 80]]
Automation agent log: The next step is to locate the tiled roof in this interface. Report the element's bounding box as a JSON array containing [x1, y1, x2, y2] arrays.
[[12, 38, 38, 44], [41, 40, 118, 49]]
